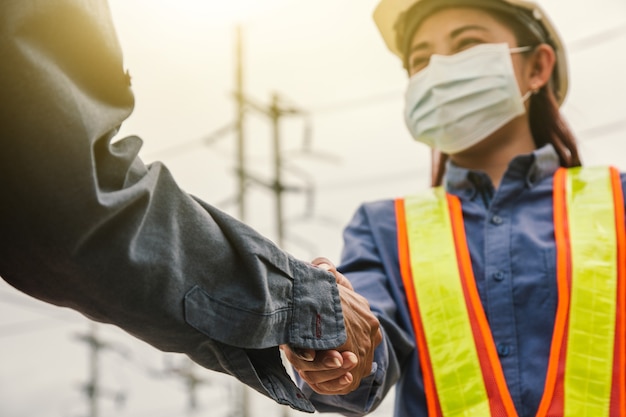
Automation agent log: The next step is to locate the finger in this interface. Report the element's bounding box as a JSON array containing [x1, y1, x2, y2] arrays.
[[298, 352, 357, 389], [375, 328, 383, 347], [281, 345, 316, 364], [287, 349, 345, 372], [320, 350, 345, 368], [292, 347, 315, 362], [334, 272, 354, 290], [299, 368, 353, 386], [309, 373, 355, 395], [309, 350, 344, 371], [311, 257, 335, 269], [282, 348, 310, 370], [311, 257, 355, 291], [340, 351, 358, 370]]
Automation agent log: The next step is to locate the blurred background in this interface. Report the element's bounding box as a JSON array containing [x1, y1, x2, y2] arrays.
[[1, 0, 625, 416]]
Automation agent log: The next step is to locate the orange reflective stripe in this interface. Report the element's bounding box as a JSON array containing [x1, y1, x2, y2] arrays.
[[395, 198, 442, 417], [447, 194, 518, 417], [610, 166, 626, 417], [537, 167, 570, 417]]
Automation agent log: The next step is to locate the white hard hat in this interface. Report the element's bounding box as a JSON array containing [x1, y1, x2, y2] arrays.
[[373, 0, 568, 104]]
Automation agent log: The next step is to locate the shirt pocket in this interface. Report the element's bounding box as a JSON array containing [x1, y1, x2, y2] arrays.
[[511, 246, 558, 371], [512, 246, 557, 314]]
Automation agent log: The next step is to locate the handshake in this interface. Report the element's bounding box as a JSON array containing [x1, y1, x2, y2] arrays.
[[281, 257, 383, 396]]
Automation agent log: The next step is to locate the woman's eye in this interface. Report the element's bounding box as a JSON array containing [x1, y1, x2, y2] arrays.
[[410, 56, 430, 73], [456, 38, 484, 51]]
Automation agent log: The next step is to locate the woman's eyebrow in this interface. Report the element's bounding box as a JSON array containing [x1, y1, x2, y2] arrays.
[[410, 24, 490, 54], [450, 24, 490, 39], [410, 41, 430, 54]]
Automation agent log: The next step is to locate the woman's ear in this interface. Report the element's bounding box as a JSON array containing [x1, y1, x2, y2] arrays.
[[527, 43, 556, 92]]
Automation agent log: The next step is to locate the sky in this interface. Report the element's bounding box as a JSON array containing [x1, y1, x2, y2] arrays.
[[1, 1, 626, 416]]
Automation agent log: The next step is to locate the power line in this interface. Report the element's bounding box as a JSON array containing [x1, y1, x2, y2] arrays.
[[0, 292, 83, 323], [568, 22, 626, 52], [579, 117, 626, 140], [142, 122, 236, 159], [74, 322, 127, 417], [319, 167, 429, 190], [161, 357, 211, 415], [0, 318, 72, 338], [308, 89, 402, 114]]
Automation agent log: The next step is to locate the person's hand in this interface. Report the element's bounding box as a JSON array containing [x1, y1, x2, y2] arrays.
[[282, 257, 382, 395]]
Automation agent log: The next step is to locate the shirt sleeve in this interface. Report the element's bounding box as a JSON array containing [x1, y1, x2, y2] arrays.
[[296, 202, 416, 415], [0, 0, 345, 412]]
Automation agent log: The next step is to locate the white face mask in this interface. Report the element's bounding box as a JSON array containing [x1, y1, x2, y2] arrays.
[[404, 43, 533, 155]]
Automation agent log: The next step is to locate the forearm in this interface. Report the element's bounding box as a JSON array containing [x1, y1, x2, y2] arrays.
[[1, 153, 344, 409]]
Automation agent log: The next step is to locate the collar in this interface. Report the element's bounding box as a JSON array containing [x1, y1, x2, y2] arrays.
[[443, 144, 561, 195]]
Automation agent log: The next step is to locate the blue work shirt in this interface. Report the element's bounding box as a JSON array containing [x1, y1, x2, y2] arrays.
[[300, 145, 626, 417]]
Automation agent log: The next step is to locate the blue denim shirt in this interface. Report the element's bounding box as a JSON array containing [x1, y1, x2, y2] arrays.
[[302, 145, 626, 417]]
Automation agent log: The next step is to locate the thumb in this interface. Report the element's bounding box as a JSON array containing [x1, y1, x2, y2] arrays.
[[311, 257, 354, 290], [292, 347, 316, 362], [311, 257, 335, 270], [334, 271, 354, 290]]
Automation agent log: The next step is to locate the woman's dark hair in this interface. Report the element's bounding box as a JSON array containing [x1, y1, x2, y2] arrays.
[[430, 7, 582, 187]]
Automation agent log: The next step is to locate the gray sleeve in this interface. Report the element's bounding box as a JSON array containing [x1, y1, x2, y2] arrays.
[[0, 0, 345, 412]]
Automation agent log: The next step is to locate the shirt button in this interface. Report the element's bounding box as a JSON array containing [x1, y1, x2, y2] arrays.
[[491, 215, 503, 225], [497, 343, 511, 357], [493, 271, 505, 282]]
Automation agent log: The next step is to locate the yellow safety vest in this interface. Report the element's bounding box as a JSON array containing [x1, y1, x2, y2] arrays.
[[395, 166, 626, 417]]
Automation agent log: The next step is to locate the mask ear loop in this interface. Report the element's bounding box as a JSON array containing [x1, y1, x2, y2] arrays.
[[522, 90, 533, 102], [512, 45, 541, 102], [523, 83, 542, 100], [522, 85, 541, 102], [510, 45, 534, 54]]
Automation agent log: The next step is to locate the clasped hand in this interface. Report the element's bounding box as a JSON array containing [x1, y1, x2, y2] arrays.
[[282, 257, 382, 395]]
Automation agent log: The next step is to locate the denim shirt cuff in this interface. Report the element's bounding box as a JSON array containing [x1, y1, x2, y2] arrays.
[[288, 257, 347, 350]]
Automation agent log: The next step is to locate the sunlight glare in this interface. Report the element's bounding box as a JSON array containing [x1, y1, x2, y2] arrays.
[[152, 0, 291, 26]]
